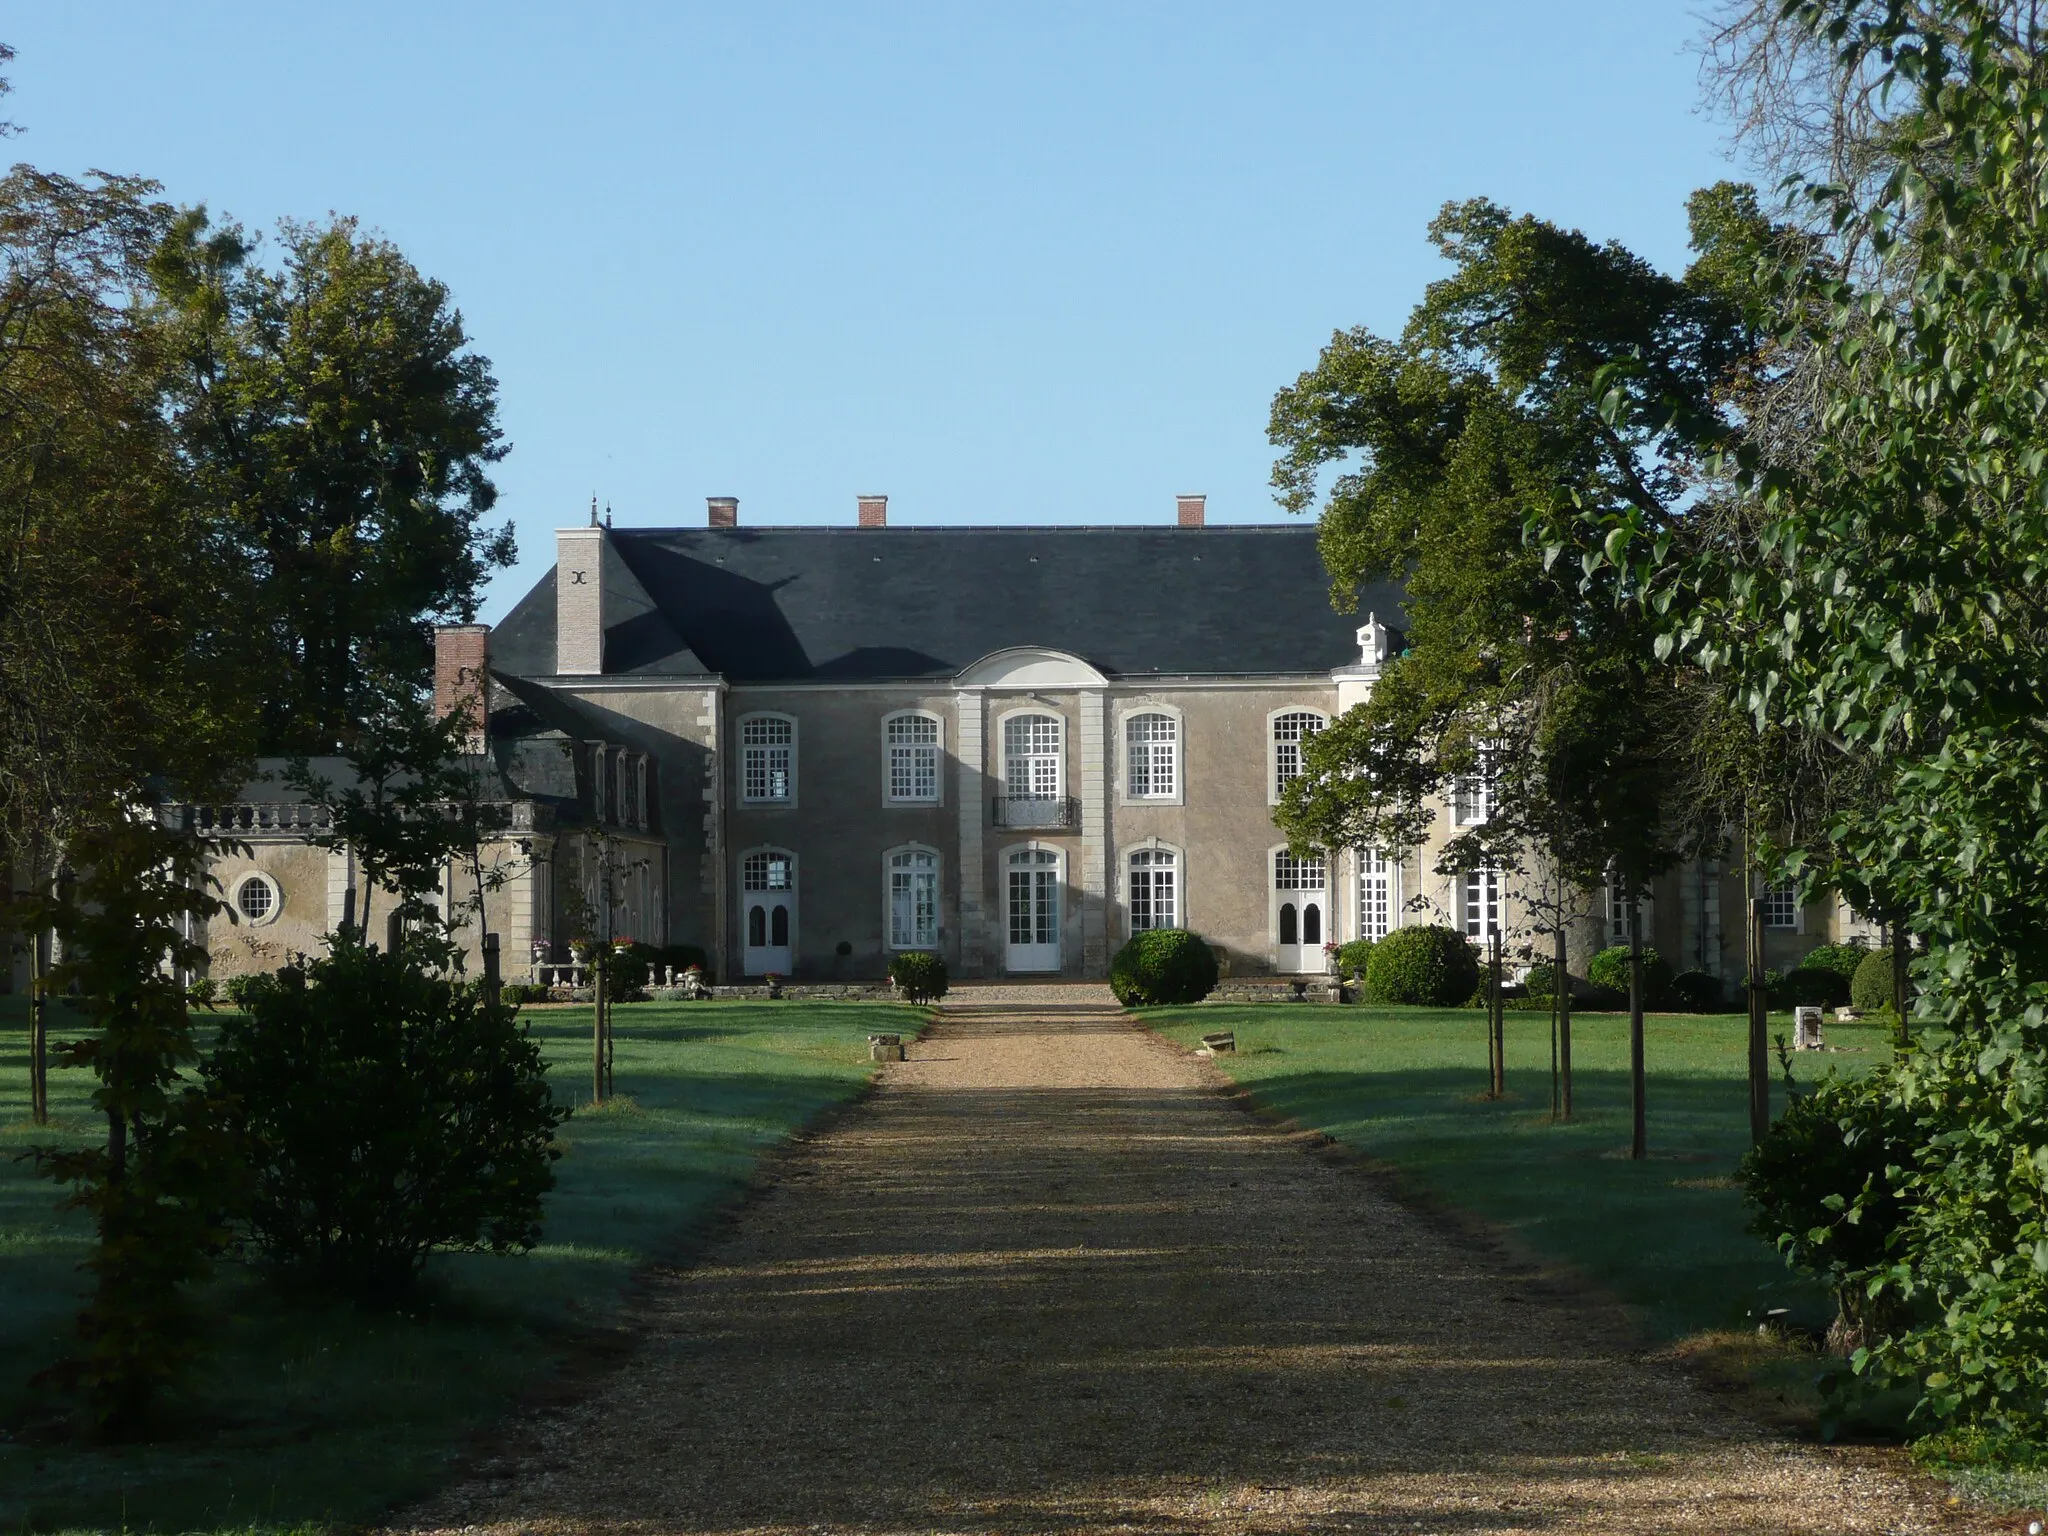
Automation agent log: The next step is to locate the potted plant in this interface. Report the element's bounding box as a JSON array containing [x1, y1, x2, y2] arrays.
[[612, 935, 634, 954], [763, 970, 784, 999], [1323, 940, 1342, 975]]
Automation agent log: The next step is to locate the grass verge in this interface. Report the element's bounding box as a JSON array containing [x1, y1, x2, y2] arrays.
[[0, 995, 922, 1534]]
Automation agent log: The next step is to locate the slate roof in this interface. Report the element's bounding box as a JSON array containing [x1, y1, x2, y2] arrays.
[[490, 525, 1406, 683]]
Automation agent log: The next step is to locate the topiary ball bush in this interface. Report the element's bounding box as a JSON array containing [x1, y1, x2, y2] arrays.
[[1669, 969, 1723, 1012], [1363, 925, 1479, 1006], [1109, 929, 1219, 1006], [1802, 942, 1871, 983], [1334, 938, 1375, 981], [1586, 945, 1674, 1008], [889, 950, 949, 1003], [1522, 961, 1557, 999], [1850, 947, 1895, 1013], [1776, 964, 1849, 1009]]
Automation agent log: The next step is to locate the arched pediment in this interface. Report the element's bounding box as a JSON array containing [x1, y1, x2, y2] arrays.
[[955, 647, 1108, 689]]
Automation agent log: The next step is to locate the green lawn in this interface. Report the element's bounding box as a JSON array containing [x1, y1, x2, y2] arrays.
[[1146, 1003, 1891, 1344], [0, 995, 922, 1535]]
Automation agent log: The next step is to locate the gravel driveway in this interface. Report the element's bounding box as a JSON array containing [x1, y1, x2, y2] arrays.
[[403, 997, 1997, 1535]]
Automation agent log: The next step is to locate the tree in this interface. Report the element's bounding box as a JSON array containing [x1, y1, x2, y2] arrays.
[[1630, 0, 2048, 1435], [150, 214, 514, 752], [1270, 195, 1759, 1150]]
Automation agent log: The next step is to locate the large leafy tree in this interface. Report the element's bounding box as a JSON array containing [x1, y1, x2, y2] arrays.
[[1618, 0, 2048, 1435], [1270, 195, 1761, 1146], [150, 214, 514, 752]]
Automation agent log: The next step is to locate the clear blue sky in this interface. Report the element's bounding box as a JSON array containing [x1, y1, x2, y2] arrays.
[[7, 4, 1742, 622]]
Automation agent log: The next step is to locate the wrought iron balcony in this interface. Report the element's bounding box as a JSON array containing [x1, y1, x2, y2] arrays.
[[992, 794, 1079, 829]]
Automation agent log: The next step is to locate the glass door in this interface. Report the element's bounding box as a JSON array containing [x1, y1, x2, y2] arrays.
[[741, 849, 795, 975], [1273, 849, 1327, 972], [1005, 846, 1062, 972]]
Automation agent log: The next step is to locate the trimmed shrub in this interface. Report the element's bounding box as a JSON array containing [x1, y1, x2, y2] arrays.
[[1109, 929, 1219, 1007], [1364, 925, 1479, 1007], [1775, 965, 1849, 1009], [500, 982, 549, 1005], [1522, 961, 1558, 999], [1850, 947, 1895, 1013], [1669, 969, 1724, 1012], [888, 950, 949, 1004], [1802, 942, 1871, 983], [1587, 945, 1674, 1008], [205, 935, 569, 1303], [1334, 938, 1375, 981]]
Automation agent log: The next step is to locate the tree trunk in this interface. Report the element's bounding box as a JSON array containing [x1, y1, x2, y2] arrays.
[[1748, 895, 1770, 1145], [1629, 892, 1647, 1160], [29, 920, 48, 1126], [1555, 911, 1573, 1121], [1891, 920, 1911, 1042], [1489, 929, 1505, 1099], [591, 949, 606, 1104]]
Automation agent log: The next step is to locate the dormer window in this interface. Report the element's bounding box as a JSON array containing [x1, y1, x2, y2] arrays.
[[741, 714, 796, 804]]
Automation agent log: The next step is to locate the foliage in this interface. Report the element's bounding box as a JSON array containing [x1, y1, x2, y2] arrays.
[[1522, 960, 1557, 998], [1670, 969, 1725, 1012], [221, 972, 271, 1010], [205, 932, 568, 1303], [1775, 965, 1850, 1010], [1850, 948, 1895, 1013], [1802, 942, 1871, 982], [1587, 945, 1673, 1008], [150, 214, 513, 752], [888, 950, 950, 1004], [1334, 938, 1376, 980], [1742, 1067, 1915, 1344], [1363, 925, 1479, 1007], [8, 815, 242, 1437], [1108, 929, 1219, 1007], [500, 982, 550, 1005]]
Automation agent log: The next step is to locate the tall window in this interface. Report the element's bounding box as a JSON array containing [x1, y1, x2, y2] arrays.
[[1272, 711, 1326, 798], [885, 713, 941, 804], [1125, 713, 1179, 799], [1452, 745, 1497, 826], [1129, 848, 1179, 931], [741, 715, 795, 803], [887, 847, 939, 949], [1604, 877, 1652, 945], [1358, 847, 1395, 942], [1763, 882, 1799, 931], [1003, 713, 1063, 801], [1462, 869, 1501, 939]]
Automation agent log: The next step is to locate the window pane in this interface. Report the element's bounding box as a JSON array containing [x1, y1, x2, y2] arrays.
[[1359, 847, 1392, 941], [1273, 711, 1323, 796]]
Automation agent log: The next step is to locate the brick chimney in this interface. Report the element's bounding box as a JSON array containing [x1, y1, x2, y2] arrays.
[[708, 495, 738, 528], [556, 526, 605, 674], [434, 624, 490, 752], [1177, 493, 1206, 528], [858, 494, 887, 528]]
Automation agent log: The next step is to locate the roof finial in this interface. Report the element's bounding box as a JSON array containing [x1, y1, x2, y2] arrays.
[[589, 494, 599, 527], [604, 502, 613, 529]]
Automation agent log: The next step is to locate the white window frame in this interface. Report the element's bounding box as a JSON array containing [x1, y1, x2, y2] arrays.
[[231, 871, 282, 927], [1451, 743, 1499, 827], [1603, 876, 1656, 947], [1124, 840, 1184, 934], [1461, 868, 1502, 940], [884, 843, 942, 950], [1763, 882, 1801, 932], [998, 707, 1066, 804], [1268, 708, 1329, 806], [882, 710, 944, 806], [1356, 846, 1399, 942], [738, 712, 798, 807], [1119, 705, 1184, 805], [738, 845, 797, 960]]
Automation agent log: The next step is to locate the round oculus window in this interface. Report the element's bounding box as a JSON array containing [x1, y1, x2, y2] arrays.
[[235, 874, 280, 924]]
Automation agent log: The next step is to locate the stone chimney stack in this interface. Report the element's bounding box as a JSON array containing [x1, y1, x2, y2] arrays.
[[434, 624, 491, 753], [1177, 493, 1206, 528], [858, 494, 887, 528], [707, 495, 738, 528], [556, 526, 605, 674]]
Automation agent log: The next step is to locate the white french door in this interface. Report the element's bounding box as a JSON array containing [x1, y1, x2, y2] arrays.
[[741, 849, 796, 975], [1005, 846, 1062, 972], [1273, 848, 1328, 973]]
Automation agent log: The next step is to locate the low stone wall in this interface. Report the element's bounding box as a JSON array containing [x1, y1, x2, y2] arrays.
[[1209, 978, 1349, 1005]]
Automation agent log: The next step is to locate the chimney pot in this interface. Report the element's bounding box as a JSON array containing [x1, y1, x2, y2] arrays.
[[858, 494, 887, 528], [707, 496, 738, 528], [434, 624, 491, 752], [1177, 493, 1206, 528]]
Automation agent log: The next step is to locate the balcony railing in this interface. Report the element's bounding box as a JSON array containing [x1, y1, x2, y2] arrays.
[[992, 794, 1079, 830]]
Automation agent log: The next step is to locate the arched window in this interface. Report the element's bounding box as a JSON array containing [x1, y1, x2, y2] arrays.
[[743, 849, 794, 892], [739, 713, 796, 804], [999, 712, 1066, 826], [884, 712, 942, 804], [1128, 847, 1179, 931], [1125, 712, 1179, 800], [887, 846, 940, 949], [1271, 710, 1327, 801]]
